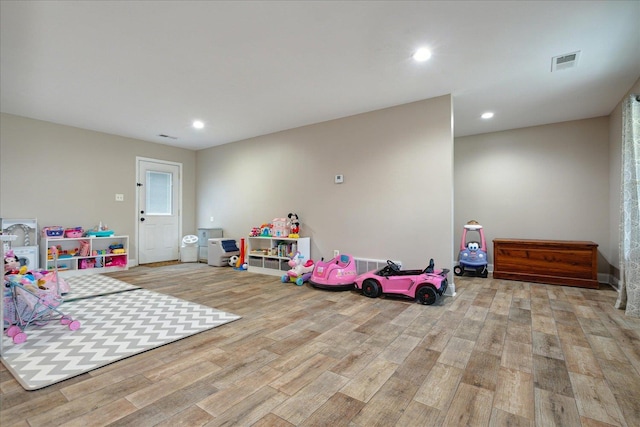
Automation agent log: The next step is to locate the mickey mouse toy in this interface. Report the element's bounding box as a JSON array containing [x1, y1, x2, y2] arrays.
[[288, 213, 300, 238]]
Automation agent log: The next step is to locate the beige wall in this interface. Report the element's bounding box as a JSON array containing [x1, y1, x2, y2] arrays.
[[0, 113, 197, 263], [454, 117, 611, 275], [196, 96, 454, 271], [4, 77, 637, 284]]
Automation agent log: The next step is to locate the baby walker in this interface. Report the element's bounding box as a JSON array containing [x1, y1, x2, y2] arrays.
[[454, 220, 489, 278], [4, 246, 80, 344], [281, 251, 314, 286]]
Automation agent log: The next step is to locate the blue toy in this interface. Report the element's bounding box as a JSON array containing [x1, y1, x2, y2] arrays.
[[454, 220, 488, 277]]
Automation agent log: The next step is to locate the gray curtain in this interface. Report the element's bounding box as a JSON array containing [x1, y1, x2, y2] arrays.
[[615, 95, 640, 317]]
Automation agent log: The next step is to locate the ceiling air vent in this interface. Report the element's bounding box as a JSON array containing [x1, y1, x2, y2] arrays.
[[158, 134, 178, 140], [551, 51, 580, 72]]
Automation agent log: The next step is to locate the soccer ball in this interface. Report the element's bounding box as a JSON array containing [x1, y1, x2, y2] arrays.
[[228, 255, 239, 267]]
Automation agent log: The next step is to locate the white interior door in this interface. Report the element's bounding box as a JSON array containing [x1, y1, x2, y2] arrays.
[[137, 158, 181, 264]]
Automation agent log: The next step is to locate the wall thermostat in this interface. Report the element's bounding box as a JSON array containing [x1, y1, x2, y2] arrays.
[[335, 174, 344, 184]]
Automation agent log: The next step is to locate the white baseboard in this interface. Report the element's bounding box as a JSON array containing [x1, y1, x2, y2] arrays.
[[606, 274, 620, 291], [444, 282, 456, 297]]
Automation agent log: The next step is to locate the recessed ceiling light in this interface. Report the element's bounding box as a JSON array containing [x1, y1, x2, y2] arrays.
[[192, 120, 204, 129], [481, 112, 494, 119], [413, 47, 432, 62]]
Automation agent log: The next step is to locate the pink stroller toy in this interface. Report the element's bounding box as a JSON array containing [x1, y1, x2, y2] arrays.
[[4, 246, 80, 344]]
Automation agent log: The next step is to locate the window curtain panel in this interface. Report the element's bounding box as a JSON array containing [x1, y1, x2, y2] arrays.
[[616, 94, 640, 317]]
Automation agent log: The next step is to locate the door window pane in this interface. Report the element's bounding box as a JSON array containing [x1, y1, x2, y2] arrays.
[[146, 171, 172, 215]]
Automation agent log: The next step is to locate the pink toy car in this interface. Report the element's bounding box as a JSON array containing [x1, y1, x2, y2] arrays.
[[309, 254, 358, 290], [354, 259, 449, 305]]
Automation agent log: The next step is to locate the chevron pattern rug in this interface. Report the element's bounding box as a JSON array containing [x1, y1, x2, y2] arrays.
[[1, 286, 240, 390], [63, 274, 141, 301]]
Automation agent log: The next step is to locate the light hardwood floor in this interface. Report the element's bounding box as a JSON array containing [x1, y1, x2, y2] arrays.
[[2, 263, 640, 426]]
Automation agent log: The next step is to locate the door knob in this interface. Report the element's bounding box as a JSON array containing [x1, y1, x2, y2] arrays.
[[140, 218, 145, 222]]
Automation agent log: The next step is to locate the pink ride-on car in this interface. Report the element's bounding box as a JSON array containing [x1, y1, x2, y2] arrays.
[[309, 254, 358, 290], [354, 259, 449, 305]]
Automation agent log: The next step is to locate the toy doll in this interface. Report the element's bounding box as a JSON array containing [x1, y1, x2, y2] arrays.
[[4, 250, 21, 275]]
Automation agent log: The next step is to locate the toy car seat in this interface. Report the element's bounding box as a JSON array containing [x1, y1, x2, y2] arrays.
[[423, 258, 435, 274]]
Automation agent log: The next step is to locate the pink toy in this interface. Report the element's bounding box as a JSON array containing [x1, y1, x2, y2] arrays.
[[281, 252, 314, 286], [79, 240, 90, 257], [3, 246, 80, 344], [105, 255, 127, 267], [4, 249, 20, 274], [309, 253, 358, 290], [271, 218, 289, 237], [65, 227, 84, 238], [354, 259, 449, 305]]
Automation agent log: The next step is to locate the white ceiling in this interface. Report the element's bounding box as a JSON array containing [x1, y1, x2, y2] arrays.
[[1, 1, 639, 151]]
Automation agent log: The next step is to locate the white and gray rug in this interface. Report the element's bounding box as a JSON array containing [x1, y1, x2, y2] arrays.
[[1, 276, 240, 390], [63, 274, 141, 301]]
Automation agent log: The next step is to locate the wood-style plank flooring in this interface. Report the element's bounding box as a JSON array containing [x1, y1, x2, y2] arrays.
[[2, 263, 640, 426]]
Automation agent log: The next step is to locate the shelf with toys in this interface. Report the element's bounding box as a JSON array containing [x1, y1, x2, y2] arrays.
[[247, 236, 310, 276], [246, 214, 309, 276], [40, 229, 129, 276]]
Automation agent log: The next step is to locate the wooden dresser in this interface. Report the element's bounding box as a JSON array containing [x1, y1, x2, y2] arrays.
[[492, 239, 598, 289]]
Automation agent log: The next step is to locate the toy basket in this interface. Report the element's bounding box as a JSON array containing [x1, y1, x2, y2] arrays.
[[41, 226, 64, 239], [65, 227, 84, 238], [85, 230, 114, 237]]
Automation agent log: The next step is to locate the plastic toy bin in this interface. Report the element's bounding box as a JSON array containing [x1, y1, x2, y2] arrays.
[[180, 235, 198, 263], [42, 226, 64, 238], [65, 228, 84, 238], [180, 246, 197, 262]]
